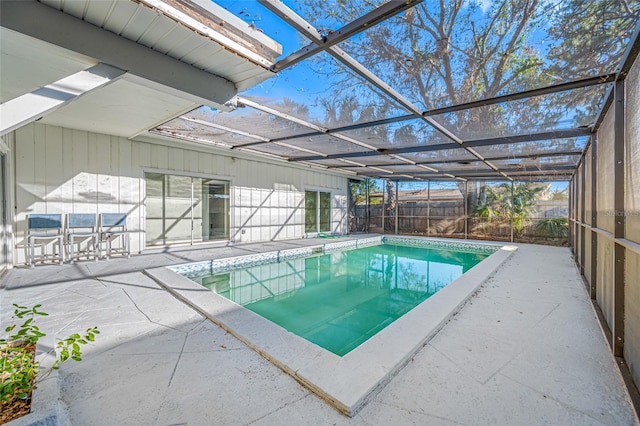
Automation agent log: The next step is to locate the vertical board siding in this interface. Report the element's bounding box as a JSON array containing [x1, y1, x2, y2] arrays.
[[33, 125, 47, 213], [12, 123, 348, 262], [14, 125, 35, 245], [71, 129, 91, 213], [61, 128, 75, 213]]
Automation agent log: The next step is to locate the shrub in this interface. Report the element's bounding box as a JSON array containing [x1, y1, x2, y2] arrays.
[[1, 304, 99, 405], [535, 217, 569, 238]]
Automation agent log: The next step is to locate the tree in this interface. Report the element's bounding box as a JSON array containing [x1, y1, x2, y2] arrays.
[[296, 1, 636, 144], [549, 187, 569, 200], [349, 178, 379, 205]]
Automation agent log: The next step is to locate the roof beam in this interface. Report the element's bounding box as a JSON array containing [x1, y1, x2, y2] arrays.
[[327, 150, 584, 168], [0, 63, 125, 137], [288, 128, 592, 161], [0, 0, 237, 110], [265, 0, 424, 72], [414, 150, 583, 166], [438, 165, 577, 175], [423, 74, 615, 117], [391, 174, 573, 182], [362, 164, 576, 177]]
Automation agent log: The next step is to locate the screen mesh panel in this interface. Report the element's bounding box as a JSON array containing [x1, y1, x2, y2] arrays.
[[431, 86, 609, 141], [335, 0, 638, 110], [241, 52, 410, 128], [154, 117, 261, 147], [335, 118, 454, 150], [283, 133, 378, 156], [184, 106, 314, 140]]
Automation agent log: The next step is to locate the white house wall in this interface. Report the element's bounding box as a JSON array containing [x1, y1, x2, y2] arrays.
[[11, 122, 348, 265]]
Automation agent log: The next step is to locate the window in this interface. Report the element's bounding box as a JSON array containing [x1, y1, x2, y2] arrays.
[[145, 173, 229, 246], [305, 190, 331, 233]]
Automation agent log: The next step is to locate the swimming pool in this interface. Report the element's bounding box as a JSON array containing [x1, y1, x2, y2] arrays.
[[189, 243, 492, 356], [146, 236, 515, 416]]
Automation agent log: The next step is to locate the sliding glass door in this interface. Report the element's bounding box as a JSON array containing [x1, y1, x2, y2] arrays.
[[195, 179, 229, 242], [305, 190, 331, 233], [145, 173, 229, 246]]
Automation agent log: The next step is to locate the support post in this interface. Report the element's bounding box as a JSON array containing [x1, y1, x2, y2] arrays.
[[569, 178, 574, 253], [510, 181, 515, 243], [464, 181, 468, 239], [613, 79, 625, 358], [366, 180, 370, 233], [590, 135, 598, 300], [381, 180, 386, 235], [580, 158, 586, 277], [427, 181, 431, 236], [395, 180, 399, 235]]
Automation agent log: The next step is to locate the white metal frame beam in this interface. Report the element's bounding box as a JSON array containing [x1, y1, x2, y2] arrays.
[[265, 0, 424, 72], [0, 0, 237, 110]]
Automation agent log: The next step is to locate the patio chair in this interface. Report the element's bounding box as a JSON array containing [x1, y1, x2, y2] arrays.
[[66, 213, 99, 264], [99, 213, 130, 259], [25, 213, 64, 267]]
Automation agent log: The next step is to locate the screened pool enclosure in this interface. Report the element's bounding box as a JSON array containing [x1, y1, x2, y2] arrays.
[[2, 0, 639, 417], [152, 1, 639, 245], [149, 0, 640, 413]]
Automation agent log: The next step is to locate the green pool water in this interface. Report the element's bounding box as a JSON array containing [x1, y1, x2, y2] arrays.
[[191, 243, 490, 356]]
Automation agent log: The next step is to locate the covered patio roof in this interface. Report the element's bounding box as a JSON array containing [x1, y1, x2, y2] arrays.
[[151, 0, 640, 182]]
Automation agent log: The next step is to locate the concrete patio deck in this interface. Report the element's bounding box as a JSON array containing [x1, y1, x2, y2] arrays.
[[1, 237, 637, 425]]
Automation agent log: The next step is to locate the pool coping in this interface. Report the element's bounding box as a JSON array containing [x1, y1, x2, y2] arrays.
[[144, 236, 517, 417]]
